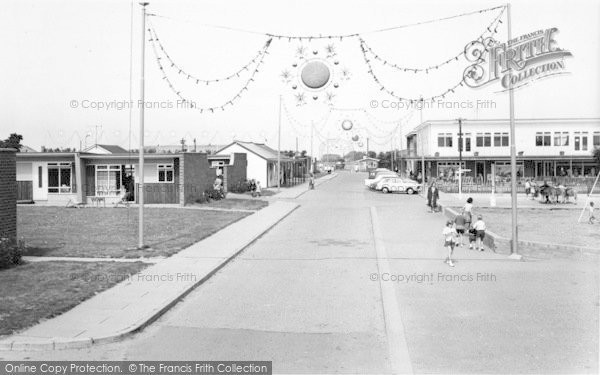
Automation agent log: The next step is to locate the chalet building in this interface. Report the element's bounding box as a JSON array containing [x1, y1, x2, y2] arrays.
[[15, 144, 246, 206], [216, 141, 309, 188]]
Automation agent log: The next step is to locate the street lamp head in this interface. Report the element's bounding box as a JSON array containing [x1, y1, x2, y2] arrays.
[[140, 2, 149, 6]]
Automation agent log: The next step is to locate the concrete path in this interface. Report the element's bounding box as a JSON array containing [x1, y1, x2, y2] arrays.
[[0, 201, 298, 351]]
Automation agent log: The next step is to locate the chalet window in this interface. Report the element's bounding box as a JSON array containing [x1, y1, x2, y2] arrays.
[[96, 165, 121, 196], [535, 132, 551, 146], [574, 132, 588, 151], [458, 133, 471, 152], [158, 164, 174, 182], [493, 132, 509, 147], [476, 133, 491, 147], [47, 163, 72, 193], [437, 133, 452, 147], [554, 131, 569, 146], [593, 132, 600, 147]]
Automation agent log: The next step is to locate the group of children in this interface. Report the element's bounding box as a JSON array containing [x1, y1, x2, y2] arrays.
[[442, 197, 487, 267]]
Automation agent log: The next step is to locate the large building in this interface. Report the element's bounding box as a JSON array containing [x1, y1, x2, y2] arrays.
[[405, 118, 599, 183]]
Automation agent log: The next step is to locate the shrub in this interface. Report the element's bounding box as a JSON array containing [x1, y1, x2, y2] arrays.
[[229, 181, 251, 194], [204, 189, 225, 201], [0, 238, 24, 270], [194, 194, 209, 204]]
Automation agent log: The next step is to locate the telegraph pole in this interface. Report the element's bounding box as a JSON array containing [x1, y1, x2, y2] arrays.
[[420, 98, 425, 193], [138, 2, 149, 249], [458, 118, 463, 199], [507, 3, 520, 258]]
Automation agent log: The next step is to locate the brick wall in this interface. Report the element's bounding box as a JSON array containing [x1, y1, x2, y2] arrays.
[[224, 153, 247, 192], [0, 149, 17, 243], [181, 153, 214, 205]]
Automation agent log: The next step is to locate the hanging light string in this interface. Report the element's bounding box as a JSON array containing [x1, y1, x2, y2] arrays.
[[360, 38, 469, 103], [361, 6, 505, 73], [148, 27, 273, 112], [149, 5, 504, 41], [281, 100, 332, 138], [149, 23, 270, 85]]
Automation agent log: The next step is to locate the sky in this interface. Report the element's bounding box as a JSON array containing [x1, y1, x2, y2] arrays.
[[2, 0, 599, 156]]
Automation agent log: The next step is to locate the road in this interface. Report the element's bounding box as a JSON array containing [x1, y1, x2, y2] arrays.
[[1, 171, 598, 374]]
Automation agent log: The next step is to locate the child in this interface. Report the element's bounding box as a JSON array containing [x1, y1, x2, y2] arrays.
[[468, 227, 477, 250], [472, 215, 487, 251], [589, 201, 596, 224], [442, 220, 457, 267], [454, 212, 467, 247], [254, 181, 262, 197]]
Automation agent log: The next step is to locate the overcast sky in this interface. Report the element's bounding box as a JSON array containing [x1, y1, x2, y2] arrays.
[[2, 0, 599, 155]]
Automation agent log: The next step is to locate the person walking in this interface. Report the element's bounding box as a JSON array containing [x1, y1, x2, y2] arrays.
[[442, 220, 458, 267], [463, 197, 474, 228], [427, 181, 439, 213], [473, 215, 487, 251], [525, 179, 531, 198], [588, 201, 596, 224], [454, 212, 467, 247]]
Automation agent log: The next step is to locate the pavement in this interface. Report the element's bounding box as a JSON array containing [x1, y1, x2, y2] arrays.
[[0, 200, 300, 351], [1, 171, 597, 374]]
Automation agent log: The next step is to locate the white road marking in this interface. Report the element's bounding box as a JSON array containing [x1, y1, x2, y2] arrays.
[[370, 206, 414, 375]]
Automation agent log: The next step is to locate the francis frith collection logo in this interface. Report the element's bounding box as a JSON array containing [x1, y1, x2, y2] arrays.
[[464, 27, 572, 91]]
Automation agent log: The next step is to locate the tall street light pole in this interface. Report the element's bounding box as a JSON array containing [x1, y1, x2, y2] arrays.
[[277, 95, 282, 192], [507, 3, 520, 258], [138, 2, 148, 249]]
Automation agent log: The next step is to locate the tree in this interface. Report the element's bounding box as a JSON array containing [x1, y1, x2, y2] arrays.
[[367, 151, 377, 159], [0, 133, 23, 151]]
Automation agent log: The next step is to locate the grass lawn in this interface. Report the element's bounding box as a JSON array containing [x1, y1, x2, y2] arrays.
[[0, 261, 147, 337], [18, 206, 250, 258], [469, 207, 600, 249], [203, 198, 268, 211]]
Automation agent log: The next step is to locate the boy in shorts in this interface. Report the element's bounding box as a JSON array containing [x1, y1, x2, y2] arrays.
[[454, 212, 467, 246], [473, 215, 487, 251], [442, 220, 457, 267]]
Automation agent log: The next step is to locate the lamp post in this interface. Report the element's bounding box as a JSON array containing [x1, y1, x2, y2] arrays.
[[507, 2, 520, 258], [138, 2, 149, 249]]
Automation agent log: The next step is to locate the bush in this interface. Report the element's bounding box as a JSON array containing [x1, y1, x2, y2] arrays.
[[0, 238, 24, 270], [204, 189, 225, 201], [229, 181, 251, 194], [194, 195, 209, 204]]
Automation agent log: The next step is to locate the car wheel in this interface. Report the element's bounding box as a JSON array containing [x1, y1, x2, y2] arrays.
[[406, 188, 414, 195], [382, 187, 389, 194]]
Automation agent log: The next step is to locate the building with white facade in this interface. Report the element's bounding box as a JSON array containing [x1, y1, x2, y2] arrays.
[[405, 118, 599, 183]]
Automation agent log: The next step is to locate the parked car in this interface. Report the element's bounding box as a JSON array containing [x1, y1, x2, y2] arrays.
[[364, 169, 395, 187], [377, 177, 422, 194], [365, 173, 398, 189]]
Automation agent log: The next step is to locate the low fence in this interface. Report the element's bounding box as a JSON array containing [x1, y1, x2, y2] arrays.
[[438, 176, 599, 194]]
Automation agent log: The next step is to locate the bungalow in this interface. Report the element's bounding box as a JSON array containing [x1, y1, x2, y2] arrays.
[[216, 141, 309, 188], [350, 157, 380, 172], [15, 145, 248, 206]]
